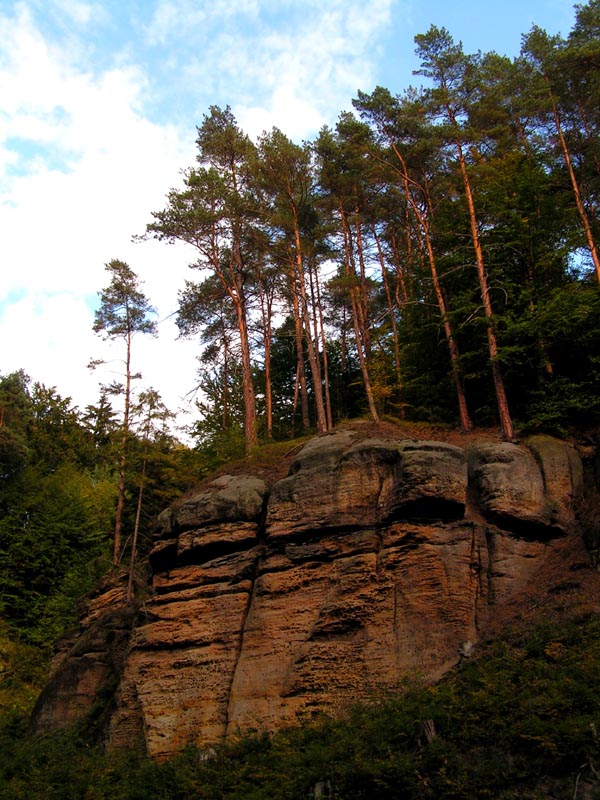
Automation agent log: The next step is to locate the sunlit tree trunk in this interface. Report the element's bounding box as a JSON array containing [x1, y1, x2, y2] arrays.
[[546, 78, 600, 283], [339, 203, 380, 423], [372, 224, 403, 396]]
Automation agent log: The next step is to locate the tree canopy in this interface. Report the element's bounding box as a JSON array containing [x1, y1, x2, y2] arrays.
[[141, 4, 600, 447]]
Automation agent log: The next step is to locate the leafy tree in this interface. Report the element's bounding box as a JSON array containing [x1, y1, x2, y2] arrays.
[[256, 128, 330, 432], [415, 26, 515, 438], [0, 371, 32, 485], [522, 21, 600, 282], [148, 107, 260, 453], [91, 259, 157, 565], [82, 387, 119, 465], [354, 87, 473, 430], [127, 388, 174, 602], [177, 273, 241, 434], [0, 374, 113, 643], [315, 117, 382, 423]]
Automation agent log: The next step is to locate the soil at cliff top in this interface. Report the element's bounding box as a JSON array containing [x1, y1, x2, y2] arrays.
[[188, 420, 507, 494]]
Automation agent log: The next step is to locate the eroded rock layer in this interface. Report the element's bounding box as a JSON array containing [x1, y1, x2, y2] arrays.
[[32, 431, 589, 758]]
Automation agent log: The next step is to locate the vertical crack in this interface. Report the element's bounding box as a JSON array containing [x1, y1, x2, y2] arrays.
[[223, 547, 262, 738], [484, 525, 495, 607], [469, 524, 482, 636]]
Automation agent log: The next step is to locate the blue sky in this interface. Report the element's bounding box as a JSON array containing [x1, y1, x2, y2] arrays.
[[0, 0, 578, 428]]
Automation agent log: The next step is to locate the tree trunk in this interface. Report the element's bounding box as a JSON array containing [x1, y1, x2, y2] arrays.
[[235, 300, 257, 451], [113, 326, 132, 566], [311, 255, 333, 429], [289, 255, 310, 429], [127, 444, 147, 603], [216, 243, 257, 453], [387, 145, 472, 432], [258, 276, 273, 438], [372, 223, 403, 397], [547, 77, 600, 283], [339, 204, 380, 423], [353, 207, 372, 359], [453, 134, 513, 439], [292, 211, 328, 433]]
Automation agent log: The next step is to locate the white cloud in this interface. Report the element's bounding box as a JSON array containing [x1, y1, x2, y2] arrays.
[[145, 0, 394, 140], [51, 0, 97, 26], [145, 0, 260, 46], [0, 4, 201, 418], [0, 291, 99, 403], [0, 0, 395, 427]]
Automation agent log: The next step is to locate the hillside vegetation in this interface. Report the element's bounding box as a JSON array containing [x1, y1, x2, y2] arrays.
[[2, 608, 600, 799], [2, 1, 600, 796]]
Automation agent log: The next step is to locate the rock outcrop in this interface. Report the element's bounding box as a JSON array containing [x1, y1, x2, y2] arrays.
[[32, 430, 590, 759]]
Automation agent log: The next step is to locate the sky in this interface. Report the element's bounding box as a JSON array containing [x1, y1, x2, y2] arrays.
[[0, 0, 578, 438]]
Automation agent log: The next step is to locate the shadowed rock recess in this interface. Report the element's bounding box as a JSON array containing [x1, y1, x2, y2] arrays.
[[31, 432, 587, 758]]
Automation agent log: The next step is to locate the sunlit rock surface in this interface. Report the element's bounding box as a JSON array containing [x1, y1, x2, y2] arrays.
[[31, 431, 589, 758]]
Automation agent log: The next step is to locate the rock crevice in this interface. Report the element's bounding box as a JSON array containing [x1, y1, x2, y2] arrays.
[[31, 431, 589, 759]]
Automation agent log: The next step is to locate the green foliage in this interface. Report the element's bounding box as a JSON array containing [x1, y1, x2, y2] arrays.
[[93, 260, 157, 342], [0, 623, 48, 720], [518, 283, 600, 433], [0, 464, 112, 643], [0, 369, 201, 644], [139, 4, 600, 440], [2, 614, 600, 799], [0, 372, 115, 644], [3, 3, 600, 796]]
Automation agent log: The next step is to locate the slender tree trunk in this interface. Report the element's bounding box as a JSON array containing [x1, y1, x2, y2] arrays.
[[258, 276, 273, 438], [230, 219, 258, 452], [263, 335, 273, 439], [292, 210, 328, 432], [307, 254, 325, 405], [127, 443, 147, 603], [289, 255, 310, 429], [312, 256, 333, 429], [113, 326, 132, 566], [340, 306, 348, 371], [453, 135, 513, 439], [421, 219, 472, 432], [222, 330, 229, 430], [388, 145, 472, 431], [353, 207, 372, 359], [235, 300, 257, 451], [292, 360, 301, 432], [546, 78, 600, 283], [339, 204, 380, 423], [217, 243, 257, 453], [372, 223, 403, 396], [388, 229, 410, 307]]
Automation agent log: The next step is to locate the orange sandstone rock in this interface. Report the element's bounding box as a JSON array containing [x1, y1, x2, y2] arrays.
[[31, 431, 591, 758]]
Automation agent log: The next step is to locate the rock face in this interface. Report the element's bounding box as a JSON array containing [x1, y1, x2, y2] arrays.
[[32, 431, 588, 759]]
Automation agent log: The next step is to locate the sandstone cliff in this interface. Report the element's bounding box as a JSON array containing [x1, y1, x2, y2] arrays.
[[31, 428, 593, 759]]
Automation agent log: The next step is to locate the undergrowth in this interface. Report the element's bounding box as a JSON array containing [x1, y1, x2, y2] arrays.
[[2, 613, 600, 799]]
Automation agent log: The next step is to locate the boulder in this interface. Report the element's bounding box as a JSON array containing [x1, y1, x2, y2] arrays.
[[266, 432, 389, 537], [267, 434, 467, 539], [172, 475, 268, 530], [30, 582, 136, 736], [467, 442, 558, 536], [379, 440, 467, 522], [525, 435, 583, 531]]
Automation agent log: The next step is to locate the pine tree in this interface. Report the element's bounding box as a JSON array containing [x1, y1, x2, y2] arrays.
[[92, 260, 157, 565]]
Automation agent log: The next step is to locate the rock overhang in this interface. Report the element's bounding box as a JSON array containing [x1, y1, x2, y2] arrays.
[[31, 429, 589, 760]]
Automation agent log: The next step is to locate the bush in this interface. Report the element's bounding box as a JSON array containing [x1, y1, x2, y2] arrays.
[[2, 615, 600, 799]]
